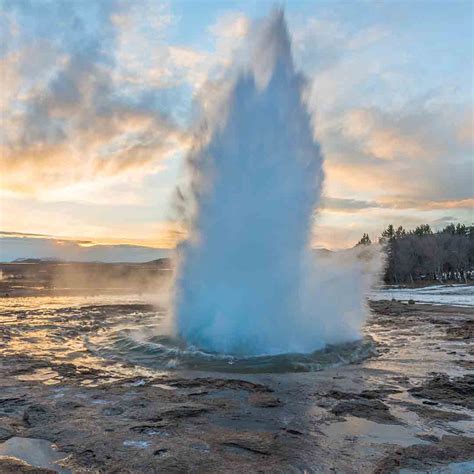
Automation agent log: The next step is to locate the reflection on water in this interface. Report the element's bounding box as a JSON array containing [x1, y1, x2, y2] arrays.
[[0, 293, 472, 376], [0, 294, 377, 374], [0, 437, 69, 473], [0, 295, 159, 382], [371, 284, 474, 307], [403, 461, 474, 474], [323, 416, 425, 447]]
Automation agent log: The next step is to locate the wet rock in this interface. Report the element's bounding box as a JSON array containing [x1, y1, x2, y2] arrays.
[[101, 406, 124, 416], [0, 396, 27, 416], [130, 423, 169, 434], [446, 320, 474, 341], [416, 433, 439, 442], [160, 404, 209, 419], [55, 400, 83, 410], [1, 297, 472, 473], [456, 360, 474, 369], [0, 425, 14, 441], [391, 375, 410, 386], [283, 428, 304, 436], [375, 435, 474, 473], [0, 456, 56, 473], [331, 399, 401, 424], [404, 403, 471, 421], [327, 387, 400, 401], [23, 405, 51, 427], [168, 378, 272, 393], [409, 373, 474, 408], [248, 393, 281, 407], [221, 431, 274, 456]]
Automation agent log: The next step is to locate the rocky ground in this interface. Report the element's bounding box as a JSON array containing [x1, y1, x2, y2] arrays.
[[0, 299, 473, 473]]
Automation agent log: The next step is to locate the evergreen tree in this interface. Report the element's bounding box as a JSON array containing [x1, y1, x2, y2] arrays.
[[356, 222, 473, 284], [356, 233, 371, 246]]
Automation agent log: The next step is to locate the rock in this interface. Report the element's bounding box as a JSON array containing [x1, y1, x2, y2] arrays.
[[168, 378, 272, 393], [327, 387, 400, 401], [405, 403, 471, 421], [331, 399, 400, 424], [456, 360, 474, 369], [0, 425, 14, 441], [0, 456, 56, 473], [416, 433, 439, 442], [160, 404, 209, 419], [101, 406, 124, 416], [284, 428, 304, 436], [0, 396, 27, 416], [23, 404, 51, 426], [221, 431, 274, 456], [445, 320, 474, 341], [248, 393, 281, 407], [130, 424, 169, 434], [409, 374, 474, 408], [375, 435, 474, 473]]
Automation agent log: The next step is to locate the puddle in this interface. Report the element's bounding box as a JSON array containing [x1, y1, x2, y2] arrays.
[[401, 460, 474, 473], [152, 383, 177, 391], [449, 419, 474, 437], [16, 368, 59, 383], [0, 437, 69, 473], [323, 416, 425, 447], [123, 440, 150, 449]]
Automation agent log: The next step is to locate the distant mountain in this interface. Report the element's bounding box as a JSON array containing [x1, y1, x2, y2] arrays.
[[144, 258, 173, 268], [0, 233, 171, 263]]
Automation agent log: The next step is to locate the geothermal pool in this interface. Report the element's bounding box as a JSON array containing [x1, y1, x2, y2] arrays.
[[0, 289, 471, 376], [0, 294, 375, 374], [1, 292, 473, 472]]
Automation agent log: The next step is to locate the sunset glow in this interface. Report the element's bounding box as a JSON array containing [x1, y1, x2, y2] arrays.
[[0, 0, 472, 260]]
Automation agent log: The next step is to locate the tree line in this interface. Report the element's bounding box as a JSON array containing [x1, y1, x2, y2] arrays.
[[356, 223, 474, 284]]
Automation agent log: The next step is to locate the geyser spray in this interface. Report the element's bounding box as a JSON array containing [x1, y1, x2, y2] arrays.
[[173, 10, 381, 356]]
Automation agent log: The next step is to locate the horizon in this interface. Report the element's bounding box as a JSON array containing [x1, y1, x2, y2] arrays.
[[1, 220, 472, 263]]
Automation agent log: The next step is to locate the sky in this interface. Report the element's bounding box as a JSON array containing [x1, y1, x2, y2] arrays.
[[0, 0, 473, 261]]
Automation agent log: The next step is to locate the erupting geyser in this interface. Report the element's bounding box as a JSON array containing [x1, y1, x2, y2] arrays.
[[173, 11, 380, 356]]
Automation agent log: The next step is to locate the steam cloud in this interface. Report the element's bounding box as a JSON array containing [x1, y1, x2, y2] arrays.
[[172, 11, 383, 356]]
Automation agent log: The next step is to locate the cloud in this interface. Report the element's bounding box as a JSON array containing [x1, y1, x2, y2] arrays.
[[0, 232, 171, 263], [321, 101, 473, 204], [0, 0, 190, 200], [321, 197, 380, 213], [378, 197, 474, 211], [321, 196, 474, 214], [209, 12, 249, 40], [0, 4, 471, 250], [290, 12, 472, 216]]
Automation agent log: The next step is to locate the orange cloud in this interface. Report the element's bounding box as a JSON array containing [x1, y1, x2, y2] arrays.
[[343, 108, 430, 161]]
